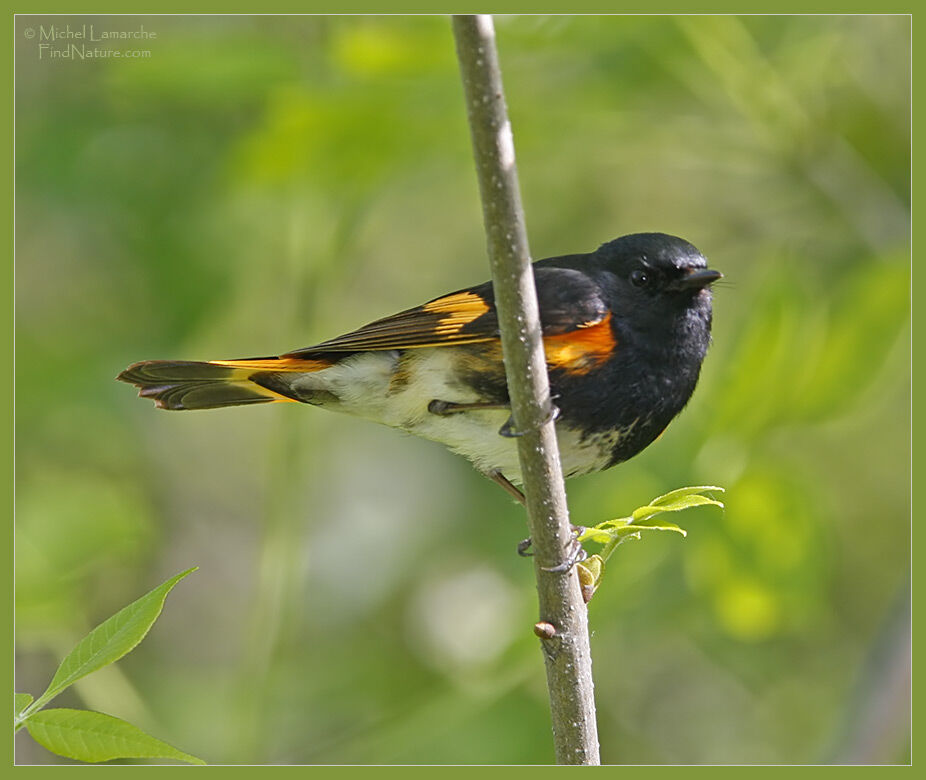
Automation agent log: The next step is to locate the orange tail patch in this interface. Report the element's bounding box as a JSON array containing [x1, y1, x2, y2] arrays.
[[118, 356, 331, 411], [208, 356, 331, 372]]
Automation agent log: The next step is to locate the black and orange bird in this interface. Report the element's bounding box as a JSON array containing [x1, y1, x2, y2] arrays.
[[118, 233, 720, 500]]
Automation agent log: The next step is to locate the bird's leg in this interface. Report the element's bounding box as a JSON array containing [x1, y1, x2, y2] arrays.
[[485, 470, 536, 558], [487, 469, 585, 569], [487, 468, 525, 505], [428, 399, 510, 416], [427, 398, 561, 440]]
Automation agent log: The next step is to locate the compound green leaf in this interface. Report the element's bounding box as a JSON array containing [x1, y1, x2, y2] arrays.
[[25, 708, 205, 765]]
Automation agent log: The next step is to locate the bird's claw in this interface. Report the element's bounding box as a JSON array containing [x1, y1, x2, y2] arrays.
[[541, 538, 588, 573], [542, 527, 588, 572], [518, 525, 587, 572], [498, 402, 560, 438]]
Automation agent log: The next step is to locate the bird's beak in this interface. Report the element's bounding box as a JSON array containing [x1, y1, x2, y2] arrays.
[[675, 268, 723, 290]]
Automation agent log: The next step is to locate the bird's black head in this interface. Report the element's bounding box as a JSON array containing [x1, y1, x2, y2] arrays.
[[595, 232, 721, 355]]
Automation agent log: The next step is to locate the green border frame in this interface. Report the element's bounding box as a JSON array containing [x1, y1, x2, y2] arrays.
[[6, 4, 914, 773]]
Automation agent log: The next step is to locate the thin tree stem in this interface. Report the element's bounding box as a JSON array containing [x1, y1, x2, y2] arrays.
[[451, 14, 600, 766]]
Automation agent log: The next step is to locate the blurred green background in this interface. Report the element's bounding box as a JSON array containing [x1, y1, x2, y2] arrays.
[[14, 15, 910, 764]]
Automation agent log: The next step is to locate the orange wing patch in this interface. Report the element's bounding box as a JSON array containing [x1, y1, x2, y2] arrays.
[[422, 291, 491, 336], [543, 312, 616, 375]]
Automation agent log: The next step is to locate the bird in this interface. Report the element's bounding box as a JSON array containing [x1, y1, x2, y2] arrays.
[[118, 232, 720, 502]]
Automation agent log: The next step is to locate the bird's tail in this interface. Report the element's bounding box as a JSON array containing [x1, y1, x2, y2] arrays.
[[117, 356, 330, 411]]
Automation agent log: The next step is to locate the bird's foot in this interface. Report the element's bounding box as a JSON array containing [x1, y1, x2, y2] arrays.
[[498, 401, 560, 438], [428, 399, 509, 416], [517, 525, 588, 572]]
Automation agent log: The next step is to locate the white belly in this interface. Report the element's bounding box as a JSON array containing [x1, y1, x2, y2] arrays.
[[288, 349, 617, 484]]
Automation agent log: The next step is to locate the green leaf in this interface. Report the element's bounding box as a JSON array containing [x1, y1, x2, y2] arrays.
[[577, 526, 614, 545], [13, 693, 32, 732], [633, 494, 724, 522], [618, 522, 687, 537], [631, 504, 663, 522], [651, 485, 725, 506], [14, 693, 35, 730], [14, 693, 33, 718], [577, 554, 604, 601], [25, 708, 206, 765], [32, 568, 196, 711], [577, 554, 603, 587]]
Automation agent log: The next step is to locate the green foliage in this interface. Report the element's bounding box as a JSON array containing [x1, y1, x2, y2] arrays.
[[578, 487, 724, 600], [25, 709, 205, 765], [15, 570, 203, 765], [710, 254, 909, 436]]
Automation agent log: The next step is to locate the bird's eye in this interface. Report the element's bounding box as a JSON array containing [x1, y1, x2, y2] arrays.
[[630, 269, 649, 288]]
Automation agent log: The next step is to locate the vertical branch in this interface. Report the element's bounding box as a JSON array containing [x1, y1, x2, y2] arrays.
[[451, 14, 600, 766]]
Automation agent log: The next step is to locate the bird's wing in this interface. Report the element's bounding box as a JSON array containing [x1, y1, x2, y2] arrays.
[[118, 267, 616, 412], [284, 266, 610, 362]]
